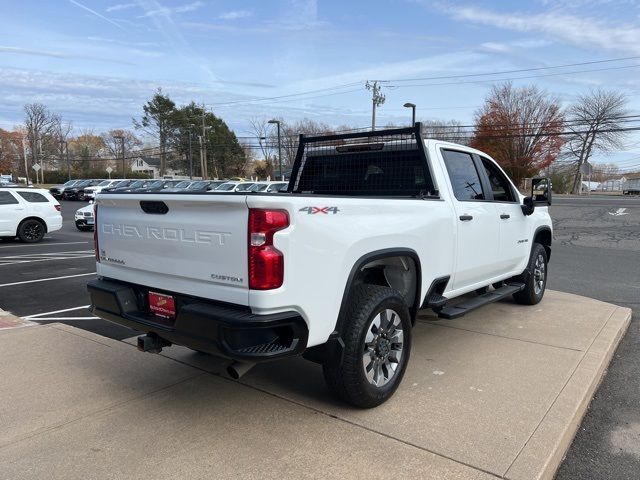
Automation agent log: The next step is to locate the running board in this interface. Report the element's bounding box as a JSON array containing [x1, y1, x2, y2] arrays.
[[437, 283, 525, 319]]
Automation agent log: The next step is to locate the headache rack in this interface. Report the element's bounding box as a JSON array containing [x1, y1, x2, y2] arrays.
[[288, 122, 438, 197]]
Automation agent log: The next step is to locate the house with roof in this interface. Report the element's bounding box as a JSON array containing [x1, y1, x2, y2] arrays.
[[130, 156, 184, 179]]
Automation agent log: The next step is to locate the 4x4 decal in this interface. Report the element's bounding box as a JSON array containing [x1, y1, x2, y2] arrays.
[[299, 206, 340, 215]]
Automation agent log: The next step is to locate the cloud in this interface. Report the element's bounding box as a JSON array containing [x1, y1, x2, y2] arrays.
[[141, 1, 204, 17], [106, 3, 136, 12], [219, 10, 253, 20], [440, 4, 640, 54], [0, 45, 133, 64], [68, 0, 125, 30]]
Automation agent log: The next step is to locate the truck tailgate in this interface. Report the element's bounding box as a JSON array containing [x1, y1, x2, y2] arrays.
[[95, 194, 249, 305]]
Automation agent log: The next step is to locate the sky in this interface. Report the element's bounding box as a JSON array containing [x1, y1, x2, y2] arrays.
[[2, 0, 640, 169]]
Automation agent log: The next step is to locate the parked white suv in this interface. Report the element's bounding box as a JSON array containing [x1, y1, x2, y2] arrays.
[[0, 188, 62, 242]]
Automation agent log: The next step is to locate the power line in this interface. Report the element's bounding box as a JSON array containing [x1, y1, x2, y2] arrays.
[[388, 63, 640, 88], [209, 55, 640, 108], [375, 55, 640, 82]]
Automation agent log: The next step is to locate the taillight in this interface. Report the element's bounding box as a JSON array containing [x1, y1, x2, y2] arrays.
[[94, 204, 100, 263], [54, 204, 61, 212], [248, 209, 289, 290]]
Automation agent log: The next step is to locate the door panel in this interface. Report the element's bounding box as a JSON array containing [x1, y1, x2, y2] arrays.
[[0, 191, 21, 236], [440, 149, 502, 290], [451, 201, 501, 289], [478, 157, 529, 273]]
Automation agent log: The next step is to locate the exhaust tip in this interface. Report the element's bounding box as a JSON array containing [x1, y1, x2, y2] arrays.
[[227, 365, 241, 380], [226, 361, 254, 380]]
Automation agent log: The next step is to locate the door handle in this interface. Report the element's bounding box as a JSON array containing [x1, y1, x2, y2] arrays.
[[459, 214, 473, 221], [500, 214, 510, 219]]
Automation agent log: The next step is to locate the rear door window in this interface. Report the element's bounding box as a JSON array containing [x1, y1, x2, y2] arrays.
[[17, 191, 49, 203], [441, 149, 485, 201], [0, 191, 19, 205]]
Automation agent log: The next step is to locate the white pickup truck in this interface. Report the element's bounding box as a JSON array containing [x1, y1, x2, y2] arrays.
[[88, 124, 552, 407]]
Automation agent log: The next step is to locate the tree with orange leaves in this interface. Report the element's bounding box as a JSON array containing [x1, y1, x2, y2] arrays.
[[471, 83, 564, 187]]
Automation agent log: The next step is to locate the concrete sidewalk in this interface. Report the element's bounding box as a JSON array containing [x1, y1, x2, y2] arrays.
[[0, 291, 630, 480]]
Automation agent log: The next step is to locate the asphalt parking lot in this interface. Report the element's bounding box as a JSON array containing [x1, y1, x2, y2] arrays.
[[0, 201, 136, 340], [0, 194, 638, 479]]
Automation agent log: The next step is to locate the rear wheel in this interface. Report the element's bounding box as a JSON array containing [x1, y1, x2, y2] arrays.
[[322, 284, 412, 408], [512, 243, 548, 305], [17, 219, 45, 243]]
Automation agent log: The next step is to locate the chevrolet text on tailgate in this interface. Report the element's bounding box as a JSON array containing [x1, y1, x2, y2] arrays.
[[88, 124, 553, 408]]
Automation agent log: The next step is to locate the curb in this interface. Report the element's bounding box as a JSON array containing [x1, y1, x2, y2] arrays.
[[0, 308, 36, 330], [504, 305, 633, 480]]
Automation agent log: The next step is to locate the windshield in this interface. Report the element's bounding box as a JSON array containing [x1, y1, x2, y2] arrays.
[[63, 180, 77, 187], [188, 181, 207, 189], [235, 183, 255, 192], [128, 181, 144, 188], [175, 181, 190, 188], [251, 184, 268, 192], [97, 180, 111, 186], [216, 183, 237, 191], [147, 180, 164, 188]]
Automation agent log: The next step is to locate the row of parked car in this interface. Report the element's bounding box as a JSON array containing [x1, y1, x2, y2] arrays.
[[70, 179, 289, 231], [51, 178, 289, 201]]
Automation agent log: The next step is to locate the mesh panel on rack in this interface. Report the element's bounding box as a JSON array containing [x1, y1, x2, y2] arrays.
[[291, 124, 436, 197]]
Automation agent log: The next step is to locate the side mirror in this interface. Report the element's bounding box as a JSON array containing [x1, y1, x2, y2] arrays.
[[531, 177, 552, 206], [521, 196, 535, 216]]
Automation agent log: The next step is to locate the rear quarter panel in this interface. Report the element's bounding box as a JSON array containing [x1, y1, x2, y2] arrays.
[[246, 194, 455, 347]]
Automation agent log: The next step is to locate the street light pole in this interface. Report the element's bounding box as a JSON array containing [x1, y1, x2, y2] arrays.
[[268, 119, 282, 180], [403, 102, 416, 127]]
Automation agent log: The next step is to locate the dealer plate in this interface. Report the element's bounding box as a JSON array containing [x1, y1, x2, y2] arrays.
[[148, 291, 176, 319]]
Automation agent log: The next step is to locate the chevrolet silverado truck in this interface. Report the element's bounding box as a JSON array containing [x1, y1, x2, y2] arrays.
[[88, 124, 552, 408]]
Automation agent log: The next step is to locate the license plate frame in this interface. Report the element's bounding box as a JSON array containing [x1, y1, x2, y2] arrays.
[[148, 291, 176, 319]]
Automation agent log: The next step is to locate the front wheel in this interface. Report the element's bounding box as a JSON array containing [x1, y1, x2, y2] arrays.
[[512, 243, 548, 305], [323, 284, 412, 408]]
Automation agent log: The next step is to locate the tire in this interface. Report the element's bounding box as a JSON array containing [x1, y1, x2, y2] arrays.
[[512, 243, 548, 305], [17, 219, 46, 243], [322, 284, 412, 408]]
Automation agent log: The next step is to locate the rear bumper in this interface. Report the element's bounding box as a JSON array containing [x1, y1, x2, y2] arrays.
[[87, 278, 308, 362]]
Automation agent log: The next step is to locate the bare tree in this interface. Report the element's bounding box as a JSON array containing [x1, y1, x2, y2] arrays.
[[69, 130, 106, 175], [23, 103, 59, 182], [279, 118, 334, 167], [471, 83, 565, 187], [421, 120, 471, 145], [102, 129, 141, 173], [591, 162, 620, 182], [565, 89, 629, 194], [248, 117, 275, 162]]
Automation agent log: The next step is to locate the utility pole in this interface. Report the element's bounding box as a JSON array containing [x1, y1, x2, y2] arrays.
[[188, 124, 194, 180], [114, 135, 125, 178], [198, 135, 204, 179], [365, 81, 386, 131], [60, 140, 70, 181], [201, 103, 208, 179], [22, 135, 29, 185], [36, 137, 42, 184], [268, 119, 282, 180]]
